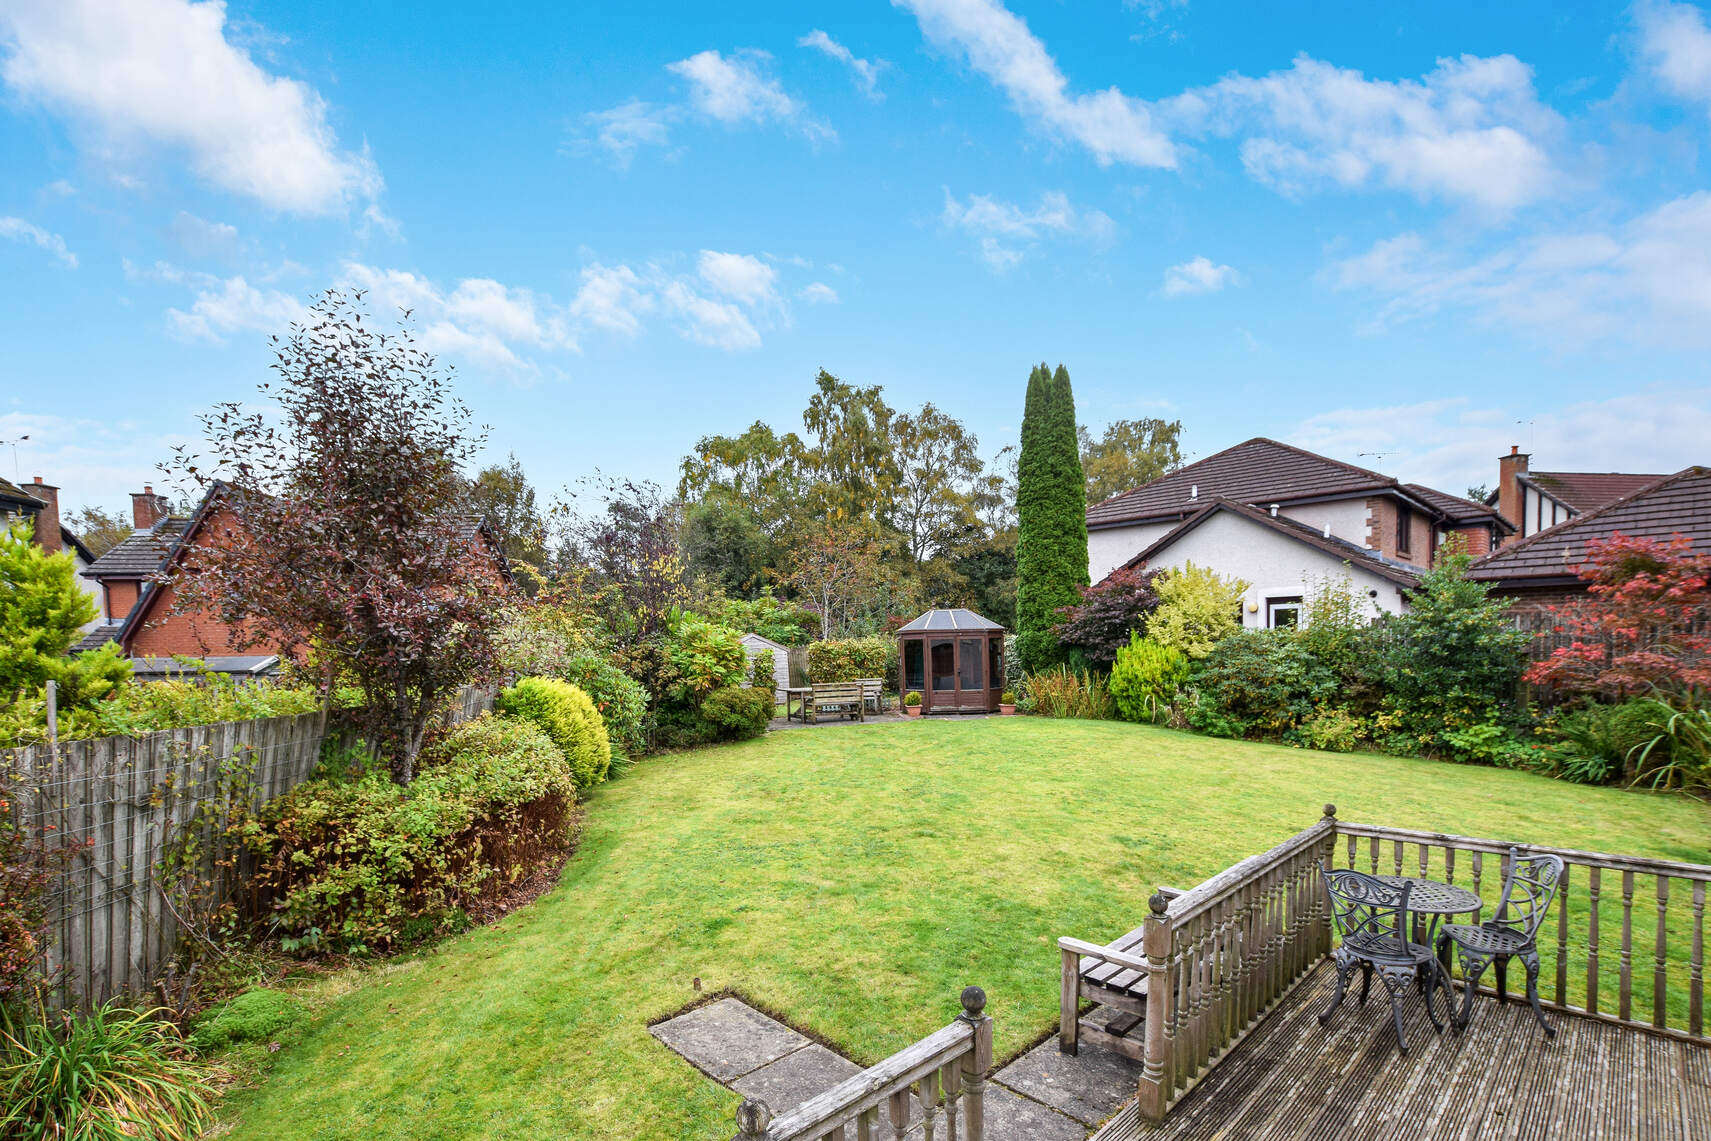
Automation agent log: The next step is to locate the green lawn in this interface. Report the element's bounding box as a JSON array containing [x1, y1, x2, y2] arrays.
[[214, 719, 1711, 1140]]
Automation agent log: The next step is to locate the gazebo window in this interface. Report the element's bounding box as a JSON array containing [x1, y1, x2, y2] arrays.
[[903, 640, 925, 691]]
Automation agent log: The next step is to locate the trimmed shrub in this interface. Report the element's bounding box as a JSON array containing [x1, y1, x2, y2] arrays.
[[807, 637, 895, 687], [560, 654, 647, 760], [189, 988, 306, 1051], [701, 687, 773, 741], [496, 676, 611, 791], [1186, 631, 1337, 740], [245, 714, 575, 951], [904, 690, 921, 707], [1108, 634, 1190, 723], [1149, 563, 1249, 660], [665, 615, 748, 701]]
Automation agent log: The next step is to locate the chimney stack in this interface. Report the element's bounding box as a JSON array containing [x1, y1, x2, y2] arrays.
[[28, 477, 61, 555], [131, 485, 168, 530], [1497, 446, 1529, 537]]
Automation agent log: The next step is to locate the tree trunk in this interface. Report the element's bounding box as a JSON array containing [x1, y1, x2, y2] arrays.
[[391, 682, 417, 786]]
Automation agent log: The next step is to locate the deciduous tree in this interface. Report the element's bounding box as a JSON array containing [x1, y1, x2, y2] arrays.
[[1080, 417, 1183, 506], [165, 290, 506, 785]]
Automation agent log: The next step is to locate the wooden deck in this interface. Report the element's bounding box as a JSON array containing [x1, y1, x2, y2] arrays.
[[1093, 961, 1710, 1141]]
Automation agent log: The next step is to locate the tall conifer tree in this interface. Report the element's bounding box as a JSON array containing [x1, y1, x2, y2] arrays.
[[1015, 362, 1089, 672]]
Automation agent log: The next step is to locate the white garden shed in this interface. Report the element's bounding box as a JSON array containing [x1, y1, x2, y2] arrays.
[[739, 633, 791, 702]]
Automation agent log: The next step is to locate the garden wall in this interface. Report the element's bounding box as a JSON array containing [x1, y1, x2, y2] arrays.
[[5, 685, 493, 1011]]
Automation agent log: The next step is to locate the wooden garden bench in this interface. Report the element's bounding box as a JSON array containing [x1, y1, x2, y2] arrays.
[[806, 681, 866, 724], [1057, 887, 1182, 1060]]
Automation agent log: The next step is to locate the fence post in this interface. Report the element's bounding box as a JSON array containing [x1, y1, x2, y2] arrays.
[[958, 985, 991, 1141], [1136, 890, 1174, 1122]]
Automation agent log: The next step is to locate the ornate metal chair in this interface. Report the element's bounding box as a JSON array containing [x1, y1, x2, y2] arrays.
[[1436, 847, 1565, 1037], [1318, 863, 1448, 1052]]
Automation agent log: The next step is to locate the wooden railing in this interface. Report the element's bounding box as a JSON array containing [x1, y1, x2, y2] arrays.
[[1134, 811, 1337, 1121], [1333, 821, 1710, 1044], [733, 987, 993, 1141]]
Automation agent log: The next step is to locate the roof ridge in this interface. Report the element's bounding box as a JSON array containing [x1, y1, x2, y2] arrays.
[[1470, 466, 1705, 568], [1090, 437, 1397, 519], [1250, 436, 1400, 488]]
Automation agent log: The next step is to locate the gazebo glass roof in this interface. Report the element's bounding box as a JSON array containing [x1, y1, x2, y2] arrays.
[[897, 608, 1006, 633]]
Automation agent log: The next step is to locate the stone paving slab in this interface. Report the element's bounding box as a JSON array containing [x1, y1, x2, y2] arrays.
[[995, 1030, 1142, 1125], [732, 1043, 865, 1113], [649, 997, 811, 1082]]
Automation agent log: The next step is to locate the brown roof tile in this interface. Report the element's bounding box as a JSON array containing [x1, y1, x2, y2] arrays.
[[1468, 467, 1711, 582], [1086, 438, 1416, 528], [1525, 471, 1669, 513], [84, 517, 189, 578], [1402, 483, 1509, 526]]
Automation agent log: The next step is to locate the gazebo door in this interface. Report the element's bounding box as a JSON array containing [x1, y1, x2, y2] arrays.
[[928, 639, 956, 710], [956, 637, 984, 711]]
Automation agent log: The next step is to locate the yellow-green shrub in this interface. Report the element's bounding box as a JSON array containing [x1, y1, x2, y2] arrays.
[[495, 676, 611, 791]]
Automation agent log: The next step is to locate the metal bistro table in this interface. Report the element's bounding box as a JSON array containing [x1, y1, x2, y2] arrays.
[[1377, 875, 1483, 977]]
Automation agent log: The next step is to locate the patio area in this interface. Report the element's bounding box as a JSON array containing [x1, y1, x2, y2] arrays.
[[1091, 961, 1708, 1140]]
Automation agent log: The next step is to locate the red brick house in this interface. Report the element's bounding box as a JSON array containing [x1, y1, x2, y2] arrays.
[[1468, 466, 1711, 615], [82, 482, 509, 665]]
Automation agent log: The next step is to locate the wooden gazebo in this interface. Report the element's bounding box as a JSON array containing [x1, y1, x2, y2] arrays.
[[897, 608, 1006, 714]]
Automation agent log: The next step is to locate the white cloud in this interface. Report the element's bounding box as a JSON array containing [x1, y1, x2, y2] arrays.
[[661, 281, 761, 350], [697, 250, 778, 306], [0, 215, 76, 267], [1636, 0, 1711, 116], [582, 99, 677, 165], [798, 30, 887, 98], [940, 188, 1116, 270], [570, 263, 654, 337], [894, 0, 1176, 167], [1161, 256, 1241, 296], [165, 275, 306, 343], [164, 211, 240, 260], [1328, 192, 1711, 346], [1163, 53, 1561, 210], [667, 49, 834, 142], [800, 282, 840, 304], [338, 263, 563, 369], [0, 0, 379, 214], [1288, 390, 1711, 498]]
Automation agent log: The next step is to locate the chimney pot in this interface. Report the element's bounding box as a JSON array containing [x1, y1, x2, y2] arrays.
[[1510, 445, 1518, 456]]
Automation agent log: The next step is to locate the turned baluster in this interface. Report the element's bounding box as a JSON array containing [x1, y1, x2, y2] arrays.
[[888, 1088, 910, 1140], [1654, 876, 1671, 1029], [1588, 866, 1602, 1015], [940, 1060, 962, 1141], [1620, 870, 1635, 1022], [1690, 880, 1704, 1038], [917, 1060, 940, 1140]]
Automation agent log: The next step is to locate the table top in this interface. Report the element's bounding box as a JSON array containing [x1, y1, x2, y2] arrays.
[[1377, 875, 1482, 915]]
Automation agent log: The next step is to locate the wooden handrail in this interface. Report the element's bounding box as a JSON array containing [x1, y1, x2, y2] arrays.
[[1335, 821, 1711, 882], [735, 987, 993, 1141]]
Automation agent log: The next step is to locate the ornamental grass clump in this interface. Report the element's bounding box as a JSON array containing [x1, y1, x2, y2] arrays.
[[0, 1002, 215, 1141], [245, 714, 575, 953], [1023, 666, 1114, 720], [495, 677, 611, 791]]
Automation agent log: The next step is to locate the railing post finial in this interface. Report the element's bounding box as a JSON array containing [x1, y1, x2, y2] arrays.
[[959, 985, 987, 1021], [1322, 803, 1337, 821], [735, 1098, 773, 1138], [1148, 890, 1169, 917]]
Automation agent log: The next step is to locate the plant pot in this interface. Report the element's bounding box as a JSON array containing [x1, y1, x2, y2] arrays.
[[999, 704, 1015, 716], [904, 705, 922, 717]]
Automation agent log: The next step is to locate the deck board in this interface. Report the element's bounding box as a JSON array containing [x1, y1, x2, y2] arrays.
[[1092, 963, 1707, 1141]]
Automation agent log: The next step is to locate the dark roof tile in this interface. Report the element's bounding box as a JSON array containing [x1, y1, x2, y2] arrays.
[[1525, 471, 1670, 513], [1469, 468, 1711, 581], [84, 518, 189, 578]]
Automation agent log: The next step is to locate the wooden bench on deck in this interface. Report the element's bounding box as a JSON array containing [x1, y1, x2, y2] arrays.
[[1058, 887, 1182, 1060], [806, 681, 866, 724]]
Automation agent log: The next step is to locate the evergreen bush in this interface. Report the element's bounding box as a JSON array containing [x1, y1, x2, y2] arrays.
[[495, 677, 611, 791], [807, 637, 895, 685], [700, 687, 774, 740], [559, 655, 647, 761], [1108, 634, 1190, 723], [1148, 563, 1249, 660]]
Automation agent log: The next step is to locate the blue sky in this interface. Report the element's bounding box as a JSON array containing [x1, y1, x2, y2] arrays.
[[3, 0, 1710, 517]]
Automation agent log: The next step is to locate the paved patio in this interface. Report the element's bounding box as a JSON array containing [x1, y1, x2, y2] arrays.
[[651, 996, 1141, 1138]]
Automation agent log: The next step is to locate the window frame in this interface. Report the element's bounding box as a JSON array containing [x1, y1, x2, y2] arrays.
[[1266, 595, 1304, 629]]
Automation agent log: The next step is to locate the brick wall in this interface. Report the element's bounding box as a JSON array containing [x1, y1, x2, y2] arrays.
[[1443, 524, 1493, 559], [104, 579, 140, 621], [1365, 497, 1434, 567], [1489, 583, 1587, 619]]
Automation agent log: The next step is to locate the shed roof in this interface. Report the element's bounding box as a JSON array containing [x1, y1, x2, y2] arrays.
[[739, 632, 789, 651], [1468, 467, 1710, 583], [898, 608, 1006, 633]]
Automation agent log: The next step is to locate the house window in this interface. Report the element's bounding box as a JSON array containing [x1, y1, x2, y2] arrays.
[[1267, 596, 1304, 628], [1396, 505, 1413, 555]]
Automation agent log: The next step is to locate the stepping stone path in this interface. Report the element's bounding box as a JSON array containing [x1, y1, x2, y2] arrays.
[[651, 997, 1141, 1139]]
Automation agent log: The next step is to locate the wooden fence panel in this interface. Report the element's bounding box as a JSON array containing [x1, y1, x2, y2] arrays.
[[5, 687, 493, 1011]]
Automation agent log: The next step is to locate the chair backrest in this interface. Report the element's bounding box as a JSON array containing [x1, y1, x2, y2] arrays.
[[1319, 862, 1412, 954], [859, 678, 882, 695], [1492, 847, 1565, 942], [812, 681, 865, 703]]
